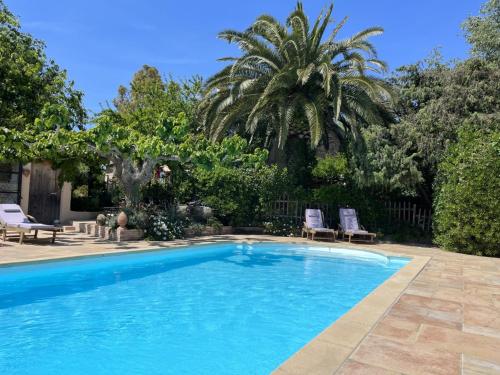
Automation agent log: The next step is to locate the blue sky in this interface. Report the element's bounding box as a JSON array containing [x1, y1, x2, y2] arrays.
[[8, 0, 483, 114]]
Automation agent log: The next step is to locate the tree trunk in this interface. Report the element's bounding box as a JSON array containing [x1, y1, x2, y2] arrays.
[[268, 139, 287, 167], [110, 154, 158, 208]]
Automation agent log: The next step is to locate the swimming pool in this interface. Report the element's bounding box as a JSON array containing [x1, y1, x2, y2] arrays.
[[0, 242, 408, 374]]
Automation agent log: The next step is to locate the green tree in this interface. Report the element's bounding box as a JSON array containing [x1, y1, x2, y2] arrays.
[[462, 0, 500, 61], [434, 116, 500, 256], [199, 2, 392, 153], [0, 0, 85, 163], [114, 65, 203, 127], [91, 66, 266, 208], [354, 51, 499, 202], [91, 66, 194, 207], [350, 0, 500, 201], [186, 136, 287, 226], [311, 154, 348, 185]]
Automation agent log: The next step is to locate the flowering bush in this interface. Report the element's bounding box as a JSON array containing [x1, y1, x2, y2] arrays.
[[263, 217, 300, 237], [146, 213, 185, 241]]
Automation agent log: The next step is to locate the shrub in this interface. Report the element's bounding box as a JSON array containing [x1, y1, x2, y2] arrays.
[[141, 180, 175, 207], [107, 213, 118, 229], [434, 118, 500, 256], [207, 217, 223, 233], [189, 223, 205, 236], [146, 212, 185, 241], [312, 154, 349, 184], [263, 217, 300, 237], [194, 164, 288, 226]]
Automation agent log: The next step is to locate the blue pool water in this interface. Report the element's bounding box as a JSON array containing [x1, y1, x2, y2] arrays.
[[0, 242, 408, 374]]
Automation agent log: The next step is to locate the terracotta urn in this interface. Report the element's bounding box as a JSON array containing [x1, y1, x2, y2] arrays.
[[117, 211, 128, 228]]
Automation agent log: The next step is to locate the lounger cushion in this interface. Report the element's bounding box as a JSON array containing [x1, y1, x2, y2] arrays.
[[305, 209, 324, 228], [0, 204, 31, 225], [339, 208, 361, 232], [345, 229, 370, 235], [310, 227, 335, 232], [16, 223, 56, 230]]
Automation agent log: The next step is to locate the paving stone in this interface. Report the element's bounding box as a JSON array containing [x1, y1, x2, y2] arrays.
[[416, 325, 500, 364], [337, 359, 402, 374], [351, 335, 461, 375]]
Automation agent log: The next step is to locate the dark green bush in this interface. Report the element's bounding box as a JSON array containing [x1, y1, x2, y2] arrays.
[[312, 154, 349, 184], [141, 180, 175, 207], [311, 185, 387, 231], [382, 222, 432, 244], [195, 165, 288, 226], [434, 118, 500, 256]]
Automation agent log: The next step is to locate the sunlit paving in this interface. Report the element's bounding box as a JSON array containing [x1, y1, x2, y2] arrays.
[[1, 0, 499, 374]]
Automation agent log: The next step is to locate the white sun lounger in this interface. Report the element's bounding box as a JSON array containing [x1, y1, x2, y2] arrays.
[[0, 204, 60, 244], [302, 208, 336, 241], [339, 208, 376, 243]]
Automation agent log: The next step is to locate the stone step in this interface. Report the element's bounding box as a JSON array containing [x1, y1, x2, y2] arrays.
[[62, 226, 77, 232]]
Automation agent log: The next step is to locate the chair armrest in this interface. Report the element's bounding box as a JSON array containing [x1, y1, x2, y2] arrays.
[[26, 215, 39, 223]]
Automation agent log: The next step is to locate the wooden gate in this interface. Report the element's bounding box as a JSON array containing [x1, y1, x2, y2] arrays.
[[28, 162, 61, 224]]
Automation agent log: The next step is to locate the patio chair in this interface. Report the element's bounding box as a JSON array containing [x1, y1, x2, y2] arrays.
[[302, 208, 336, 241], [0, 204, 60, 244], [338, 208, 376, 243]]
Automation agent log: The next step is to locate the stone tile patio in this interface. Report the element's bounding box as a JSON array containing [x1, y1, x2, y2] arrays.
[[1, 232, 499, 374]]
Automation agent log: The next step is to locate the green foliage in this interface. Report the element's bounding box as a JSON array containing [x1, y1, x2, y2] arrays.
[[263, 217, 300, 237], [195, 164, 288, 226], [200, 2, 392, 151], [382, 222, 432, 245], [68, 161, 113, 211], [140, 180, 175, 207], [206, 217, 223, 233], [0, 0, 86, 163], [113, 65, 202, 129], [91, 65, 198, 206], [351, 0, 500, 199], [358, 0, 500, 200], [462, 0, 500, 61], [189, 223, 205, 236], [312, 154, 348, 184], [121, 208, 149, 230], [355, 52, 500, 200], [311, 185, 386, 230], [434, 117, 500, 256], [106, 214, 118, 230], [146, 212, 185, 241]]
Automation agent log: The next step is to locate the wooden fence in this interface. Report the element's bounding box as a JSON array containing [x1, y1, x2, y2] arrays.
[[268, 195, 432, 232], [269, 196, 337, 227], [385, 201, 432, 232]]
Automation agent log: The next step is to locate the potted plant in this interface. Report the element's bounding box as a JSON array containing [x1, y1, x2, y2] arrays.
[[96, 214, 107, 238]]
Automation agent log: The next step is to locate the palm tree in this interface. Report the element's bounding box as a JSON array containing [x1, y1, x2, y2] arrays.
[[199, 2, 393, 152]]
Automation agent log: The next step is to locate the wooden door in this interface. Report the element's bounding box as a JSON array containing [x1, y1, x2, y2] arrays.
[[28, 162, 61, 224]]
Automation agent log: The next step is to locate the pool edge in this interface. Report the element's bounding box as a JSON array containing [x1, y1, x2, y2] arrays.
[[0, 238, 406, 268], [0, 235, 430, 374], [271, 253, 430, 374]]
